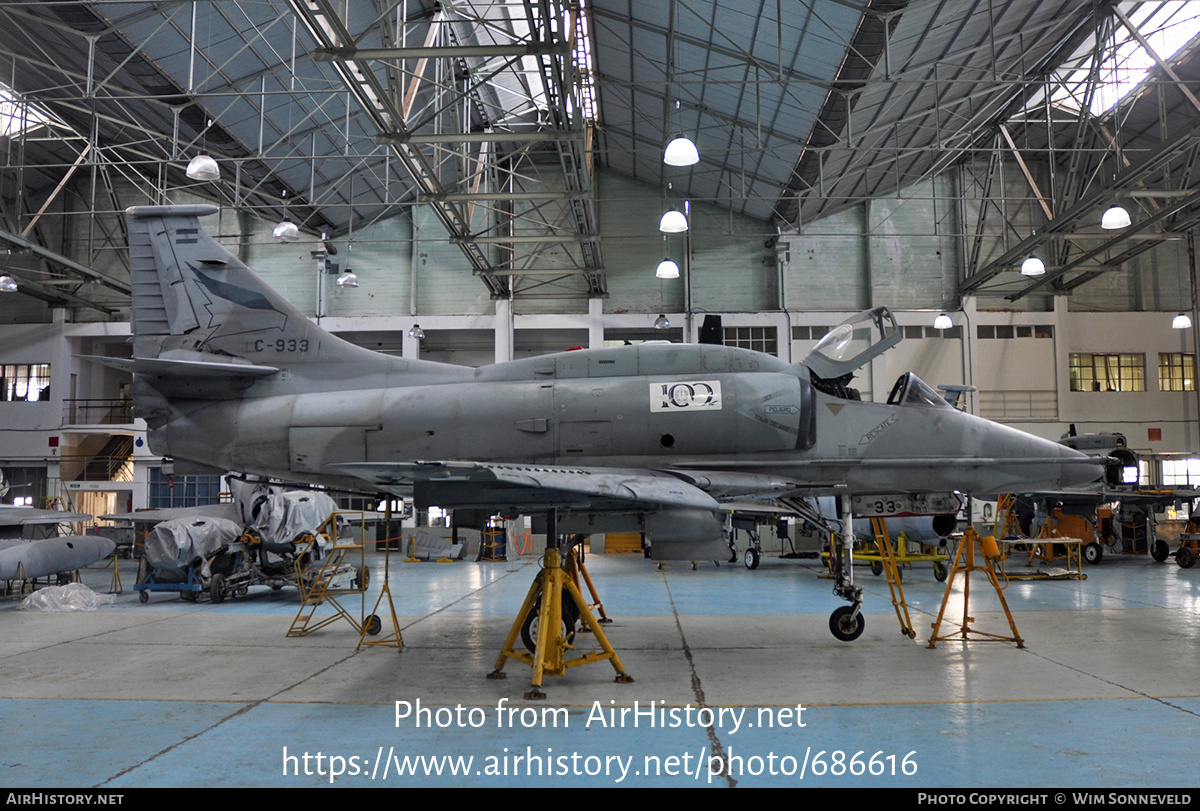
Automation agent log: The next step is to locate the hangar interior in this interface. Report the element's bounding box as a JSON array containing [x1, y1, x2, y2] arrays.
[[1, 0, 1200, 789]]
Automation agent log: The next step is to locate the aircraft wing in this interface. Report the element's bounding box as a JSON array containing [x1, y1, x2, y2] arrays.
[[0, 507, 90, 527], [334, 461, 722, 513], [99, 502, 242, 526]]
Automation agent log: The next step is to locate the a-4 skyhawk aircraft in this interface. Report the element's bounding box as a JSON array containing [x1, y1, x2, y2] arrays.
[[88, 205, 1105, 640]]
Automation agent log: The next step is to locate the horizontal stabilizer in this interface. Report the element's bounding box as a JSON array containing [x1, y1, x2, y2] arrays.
[[80, 355, 279, 378]]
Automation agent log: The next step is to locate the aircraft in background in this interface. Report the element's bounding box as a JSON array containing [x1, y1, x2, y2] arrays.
[[0, 535, 115, 583], [83, 205, 1106, 640], [0, 471, 114, 584], [0, 470, 91, 540]]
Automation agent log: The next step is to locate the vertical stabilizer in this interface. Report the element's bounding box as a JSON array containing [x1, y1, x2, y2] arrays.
[[125, 205, 376, 367]]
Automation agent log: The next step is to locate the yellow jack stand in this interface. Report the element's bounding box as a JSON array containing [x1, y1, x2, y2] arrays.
[[870, 518, 915, 638], [488, 545, 633, 700], [929, 527, 1024, 648], [108, 554, 123, 595], [566, 546, 611, 628]]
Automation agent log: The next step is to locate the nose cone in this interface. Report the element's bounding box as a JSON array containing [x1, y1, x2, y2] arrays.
[[973, 417, 1104, 494], [94, 536, 117, 559]]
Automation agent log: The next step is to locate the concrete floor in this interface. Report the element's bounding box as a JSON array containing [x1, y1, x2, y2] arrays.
[[2, 541, 1198, 788]]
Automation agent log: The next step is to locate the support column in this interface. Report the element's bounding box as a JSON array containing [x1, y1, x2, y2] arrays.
[[402, 329, 420, 360], [587, 297, 603, 349], [495, 298, 513, 363]]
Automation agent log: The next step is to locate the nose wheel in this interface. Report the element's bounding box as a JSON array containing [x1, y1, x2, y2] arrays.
[[829, 605, 865, 641]]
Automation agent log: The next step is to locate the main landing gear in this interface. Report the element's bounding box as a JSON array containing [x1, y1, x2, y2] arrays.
[[488, 514, 633, 700]]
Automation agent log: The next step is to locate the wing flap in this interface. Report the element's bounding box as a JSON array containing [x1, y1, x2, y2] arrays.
[[334, 461, 720, 513]]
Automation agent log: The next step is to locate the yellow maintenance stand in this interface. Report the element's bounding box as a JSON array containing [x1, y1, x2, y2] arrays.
[[488, 517, 632, 700], [929, 527, 1023, 648]]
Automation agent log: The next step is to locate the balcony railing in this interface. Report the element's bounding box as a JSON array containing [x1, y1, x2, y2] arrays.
[[63, 398, 133, 425]]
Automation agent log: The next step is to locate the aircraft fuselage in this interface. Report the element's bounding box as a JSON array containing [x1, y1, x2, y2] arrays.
[[146, 342, 1097, 500]]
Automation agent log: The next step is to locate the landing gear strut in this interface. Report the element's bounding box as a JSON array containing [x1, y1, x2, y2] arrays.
[[828, 495, 865, 642]]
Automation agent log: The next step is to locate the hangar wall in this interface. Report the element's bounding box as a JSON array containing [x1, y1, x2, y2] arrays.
[[1, 160, 1199, 515]]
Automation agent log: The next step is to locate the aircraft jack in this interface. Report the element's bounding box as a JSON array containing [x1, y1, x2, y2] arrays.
[[108, 554, 123, 595], [929, 526, 1024, 648], [565, 545, 611, 627], [488, 528, 632, 700]]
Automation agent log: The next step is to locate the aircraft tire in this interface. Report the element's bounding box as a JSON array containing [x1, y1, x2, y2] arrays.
[[209, 573, 226, 604], [829, 605, 865, 642], [744, 547, 760, 570], [520, 591, 578, 654], [1084, 542, 1103, 565], [353, 565, 370, 591], [1151, 540, 1170, 562], [1178, 547, 1196, 569]]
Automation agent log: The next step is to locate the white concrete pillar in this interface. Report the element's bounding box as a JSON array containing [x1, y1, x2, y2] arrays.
[[588, 297, 604, 349], [402, 327, 420, 360], [495, 299, 513, 363]]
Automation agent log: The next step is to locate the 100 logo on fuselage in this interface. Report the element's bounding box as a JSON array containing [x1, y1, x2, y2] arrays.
[[650, 380, 723, 412]]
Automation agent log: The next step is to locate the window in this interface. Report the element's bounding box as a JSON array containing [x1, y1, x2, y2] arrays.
[[1, 364, 50, 402], [1162, 458, 1200, 487], [792, 326, 829, 341], [978, 325, 1052, 339], [1042, 2, 1200, 116], [724, 326, 778, 356], [1069, 353, 1145, 392], [1158, 353, 1196, 391], [0, 83, 54, 137], [148, 468, 223, 509]]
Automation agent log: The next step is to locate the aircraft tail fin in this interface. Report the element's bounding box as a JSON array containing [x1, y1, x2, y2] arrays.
[[125, 205, 377, 368]]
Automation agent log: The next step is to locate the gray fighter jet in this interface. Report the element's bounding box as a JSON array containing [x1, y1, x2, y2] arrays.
[[87, 205, 1105, 639]]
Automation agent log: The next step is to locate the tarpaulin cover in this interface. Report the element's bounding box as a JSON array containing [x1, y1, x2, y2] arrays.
[[143, 516, 242, 582], [250, 492, 337, 547]]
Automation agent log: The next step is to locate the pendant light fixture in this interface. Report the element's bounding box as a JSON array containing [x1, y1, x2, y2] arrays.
[[1101, 204, 1131, 230], [659, 209, 688, 233], [274, 190, 299, 242], [1020, 255, 1046, 276]]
